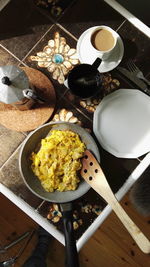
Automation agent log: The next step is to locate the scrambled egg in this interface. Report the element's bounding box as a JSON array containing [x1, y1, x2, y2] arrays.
[[31, 130, 86, 192]]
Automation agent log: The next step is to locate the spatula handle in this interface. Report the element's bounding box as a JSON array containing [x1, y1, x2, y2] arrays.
[[81, 150, 150, 254], [89, 174, 150, 254], [109, 197, 150, 254]]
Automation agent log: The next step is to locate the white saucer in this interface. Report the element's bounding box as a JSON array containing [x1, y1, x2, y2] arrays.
[[77, 26, 124, 73], [93, 89, 150, 158]]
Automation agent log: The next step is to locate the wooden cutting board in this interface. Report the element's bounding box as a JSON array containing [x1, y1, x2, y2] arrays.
[[0, 67, 56, 132]]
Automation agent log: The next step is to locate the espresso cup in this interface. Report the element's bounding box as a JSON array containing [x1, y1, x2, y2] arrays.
[[68, 58, 102, 99], [89, 26, 117, 60]]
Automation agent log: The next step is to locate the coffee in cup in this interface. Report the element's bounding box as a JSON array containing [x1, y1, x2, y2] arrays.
[[91, 28, 115, 51], [90, 26, 117, 60]]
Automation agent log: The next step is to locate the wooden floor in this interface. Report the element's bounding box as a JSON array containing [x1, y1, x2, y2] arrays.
[[0, 193, 150, 267]]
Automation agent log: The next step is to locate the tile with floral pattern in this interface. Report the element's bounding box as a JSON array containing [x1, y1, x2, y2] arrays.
[[36, 189, 106, 240], [64, 72, 121, 120], [23, 25, 78, 98], [29, 31, 79, 84], [50, 95, 93, 132], [34, 0, 77, 20]]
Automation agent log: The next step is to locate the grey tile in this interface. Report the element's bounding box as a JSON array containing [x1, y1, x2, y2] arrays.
[[0, 1, 52, 60], [0, 125, 26, 168], [59, 0, 125, 39], [0, 46, 20, 66], [0, 148, 42, 208], [0, 149, 24, 188], [117, 21, 150, 75]]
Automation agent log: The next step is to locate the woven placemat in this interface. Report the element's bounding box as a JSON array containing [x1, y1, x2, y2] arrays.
[[0, 67, 56, 132]]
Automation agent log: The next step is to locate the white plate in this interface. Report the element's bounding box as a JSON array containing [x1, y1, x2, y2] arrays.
[[77, 26, 124, 73], [93, 89, 150, 158]]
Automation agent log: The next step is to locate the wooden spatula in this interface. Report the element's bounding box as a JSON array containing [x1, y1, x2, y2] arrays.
[[80, 150, 150, 254]]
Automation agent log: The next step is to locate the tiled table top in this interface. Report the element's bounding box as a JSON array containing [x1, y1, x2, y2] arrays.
[[0, 0, 150, 243]]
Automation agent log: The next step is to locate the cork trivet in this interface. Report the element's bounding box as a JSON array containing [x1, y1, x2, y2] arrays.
[[0, 67, 56, 132]]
